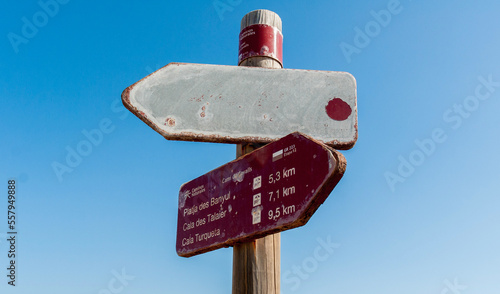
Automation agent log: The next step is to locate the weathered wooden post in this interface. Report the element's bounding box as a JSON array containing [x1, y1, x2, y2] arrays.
[[233, 9, 283, 294]]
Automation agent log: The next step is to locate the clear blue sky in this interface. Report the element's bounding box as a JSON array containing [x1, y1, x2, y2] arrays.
[[2, 0, 500, 293]]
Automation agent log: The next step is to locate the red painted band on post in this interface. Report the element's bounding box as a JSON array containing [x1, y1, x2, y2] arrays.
[[238, 24, 283, 66]]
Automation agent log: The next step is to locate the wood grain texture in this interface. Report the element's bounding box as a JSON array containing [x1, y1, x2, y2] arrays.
[[233, 9, 283, 294], [239, 56, 282, 69], [232, 234, 280, 294]]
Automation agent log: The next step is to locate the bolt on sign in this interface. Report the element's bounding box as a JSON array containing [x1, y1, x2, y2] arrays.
[[122, 62, 357, 149], [176, 132, 346, 257]]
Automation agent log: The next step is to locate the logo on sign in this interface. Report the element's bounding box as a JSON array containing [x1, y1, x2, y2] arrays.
[[252, 207, 262, 225], [253, 193, 261, 206], [253, 176, 262, 190], [273, 149, 284, 162]]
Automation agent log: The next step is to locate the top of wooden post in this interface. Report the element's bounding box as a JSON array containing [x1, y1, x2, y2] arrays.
[[239, 10, 283, 68], [241, 9, 282, 32]]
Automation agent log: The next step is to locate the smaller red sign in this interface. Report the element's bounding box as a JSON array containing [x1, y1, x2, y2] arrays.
[[176, 132, 346, 257], [238, 24, 283, 66]]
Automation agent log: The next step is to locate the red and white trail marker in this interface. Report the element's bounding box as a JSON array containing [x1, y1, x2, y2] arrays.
[[176, 132, 346, 257], [122, 62, 357, 149]]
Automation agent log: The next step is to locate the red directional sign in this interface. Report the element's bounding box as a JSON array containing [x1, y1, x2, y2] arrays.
[[176, 132, 346, 257], [122, 62, 357, 149]]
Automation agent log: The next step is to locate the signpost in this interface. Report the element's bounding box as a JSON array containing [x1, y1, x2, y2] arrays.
[[121, 62, 357, 150], [176, 132, 346, 257], [121, 8, 357, 294]]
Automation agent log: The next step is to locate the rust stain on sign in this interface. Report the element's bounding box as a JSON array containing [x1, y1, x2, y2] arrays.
[[122, 62, 358, 149]]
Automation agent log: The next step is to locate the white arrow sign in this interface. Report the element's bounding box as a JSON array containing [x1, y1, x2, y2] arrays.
[[122, 62, 357, 149]]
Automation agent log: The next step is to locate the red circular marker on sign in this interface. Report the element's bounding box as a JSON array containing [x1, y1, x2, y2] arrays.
[[325, 98, 352, 121]]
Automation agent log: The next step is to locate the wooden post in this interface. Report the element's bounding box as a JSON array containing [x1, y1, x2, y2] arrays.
[[233, 9, 283, 294]]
